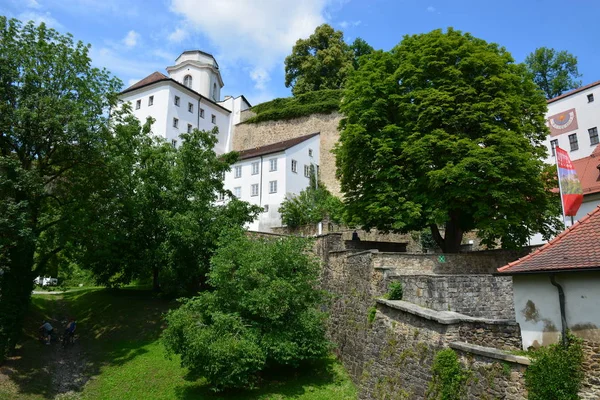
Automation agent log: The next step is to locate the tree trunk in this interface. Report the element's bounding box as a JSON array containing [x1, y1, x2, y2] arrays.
[[152, 266, 160, 292], [429, 212, 464, 253]]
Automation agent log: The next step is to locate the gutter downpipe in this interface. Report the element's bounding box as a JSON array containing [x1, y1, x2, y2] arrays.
[[550, 274, 568, 346]]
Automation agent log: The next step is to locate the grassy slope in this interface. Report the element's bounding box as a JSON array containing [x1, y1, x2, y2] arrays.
[[0, 288, 357, 400]]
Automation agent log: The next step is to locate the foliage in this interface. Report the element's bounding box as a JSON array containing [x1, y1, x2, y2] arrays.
[[70, 117, 260, 296], [162, 231, 331, 391], [525, 47, 582, 99], [334, 27, 562, 253], [385, 281, 403, 301], [284, 24, 372, 96], [279, 167, 344, 228], [524, 334, 584, 400], [428, 348, 468, 400], [0, 17, 121, 359], [367, 306, 377, 325], [420, 231, 438, 252], [246, 89, 343, 124]]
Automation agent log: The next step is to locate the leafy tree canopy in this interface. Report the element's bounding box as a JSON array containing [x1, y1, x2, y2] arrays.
[[284, 24, 372, 96], [162, 230, 331, 390], [335, 28, 562, 252], [0, 17, 121, 358], [525, 47, 582, 99], [279, 167, 344, 228]]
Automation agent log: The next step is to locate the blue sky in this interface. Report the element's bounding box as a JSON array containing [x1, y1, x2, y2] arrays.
[[2, 0, 600, 106]]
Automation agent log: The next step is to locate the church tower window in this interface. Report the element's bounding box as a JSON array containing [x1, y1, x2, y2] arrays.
[[213, 83, 217, 100], [183, 75, 192, 88]]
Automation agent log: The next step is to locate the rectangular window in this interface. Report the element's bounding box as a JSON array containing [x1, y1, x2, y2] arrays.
[[251, 162, 259, 175], [569, 133, 579, 152], [233, 187, 241, 198], [308, 148, 313, 157], [211, 114, 216, 124], [217, 192, 225, 201], [187, 124, 193, 133], [200, 108, 205, 118], [174, 96, 180, 106], [234, 166, 242, 178], [148, 96, 154, 106], [188, 102, 194, 113], [588, 93, 595, 103], [269, 180, 277, 193], [550, 139, 558, 156], [304, 164, 310, 178], [291, 159, 297, 173], [269, 158, 277, 172], [171, 139, 177, 148], [173, 118, 179, 128], [589, 127, 599, 145], [135, 99, 141, 110], [251, 184, 259, 197]]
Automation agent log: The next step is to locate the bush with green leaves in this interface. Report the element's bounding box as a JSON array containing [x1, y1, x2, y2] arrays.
[[525, 334, 584, 400], [279, 168, 344, 228], [385, 281, 403, 300], [428, 348, 468, 400], [162, 230, 331, 390], [246, 89, 343, 123]]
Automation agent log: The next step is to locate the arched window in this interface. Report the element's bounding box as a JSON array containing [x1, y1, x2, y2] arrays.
[[183, 75, 192, 88], [213, 83, 218, 100]]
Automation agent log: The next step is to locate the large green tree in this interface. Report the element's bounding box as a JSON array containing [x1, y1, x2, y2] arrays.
[[71, 114, 260, 296], [0, 17, 121, 357], [525, 47, 582, 99], [335, 28, 562, 253], [162, 230, 330, 390], [284, 24, 372, 96]]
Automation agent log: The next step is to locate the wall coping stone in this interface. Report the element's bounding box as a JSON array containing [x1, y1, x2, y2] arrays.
[[377, 299, 518, 326], [384, 273, 506, 278], [450, 342, 531, 365], [346, 250, 379, 258]]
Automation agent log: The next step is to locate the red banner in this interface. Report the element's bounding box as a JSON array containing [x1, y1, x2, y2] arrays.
[[556, 147, 583, 216]]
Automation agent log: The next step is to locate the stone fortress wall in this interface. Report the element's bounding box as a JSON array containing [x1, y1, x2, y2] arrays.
[[314, 233, 599, 400]]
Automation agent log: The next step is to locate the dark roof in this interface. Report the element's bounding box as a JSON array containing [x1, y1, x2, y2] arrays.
[[547, 80, 600, 104], [237, 94, 252, 108], [497, 206, 600, 274], [572, 145, 600, 196], [237, 133, 320, 160], [119, 71, 231, 114]]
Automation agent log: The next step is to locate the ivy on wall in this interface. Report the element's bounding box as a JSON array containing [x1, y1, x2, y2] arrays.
[[245, 89, 343, 124], [427, 348, 469, 400]]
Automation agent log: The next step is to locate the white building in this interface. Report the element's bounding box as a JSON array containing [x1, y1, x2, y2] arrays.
[[220, 133, 320, 232], [543, 80, 600, 164], [118, 50, 251, 154], [498, 205, 600, 349]]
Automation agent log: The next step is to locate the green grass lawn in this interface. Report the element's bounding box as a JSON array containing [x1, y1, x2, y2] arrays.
[[0, 288, 357, 400]]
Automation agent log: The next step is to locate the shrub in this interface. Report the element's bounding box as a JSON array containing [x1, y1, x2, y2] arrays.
[[162, 230, 331, 391], [367, 306, 377, 325], [385, 281, 403, 300], [246, 89, 343, 124], [525, 334, 584, 400], [428, 348, 468, 400]]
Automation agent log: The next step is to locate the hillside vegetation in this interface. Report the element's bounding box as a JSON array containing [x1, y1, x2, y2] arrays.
[[245, 89, 343, 124]]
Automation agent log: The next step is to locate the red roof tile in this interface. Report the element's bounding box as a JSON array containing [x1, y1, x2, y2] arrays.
[[547, 80, 600, 104], [497, 205, 600, 274], [123, 71, 168, 92], [237, 133, 319, 160], [572, 145, 600, 195]]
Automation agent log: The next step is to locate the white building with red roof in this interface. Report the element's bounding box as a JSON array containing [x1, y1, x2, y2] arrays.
[[498, 205, 600, 350], [118, 50, 251, 154]]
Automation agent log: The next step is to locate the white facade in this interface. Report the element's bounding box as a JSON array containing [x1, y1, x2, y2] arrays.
[[118, 51, 250, 155], [220, 134, 320, 232], [513, 272, 600, 349], [543, 82, 600, 163]]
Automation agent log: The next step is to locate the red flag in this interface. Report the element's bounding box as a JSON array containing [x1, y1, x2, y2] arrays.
[[555, 147, 584, 216]]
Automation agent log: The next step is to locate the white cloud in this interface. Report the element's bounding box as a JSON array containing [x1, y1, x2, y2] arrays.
[[168, 27, 188, 43], [427, 6, 436, 13], [128, 78, 141, 87], [26, 0, 42, 9], [151, 49, 176, 62], [339, 21, 349, 29], [122, 30, 140, 48], [168, 0, 341, 92], [89, 47, 163, 81], [18, 11, 63, 29]]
